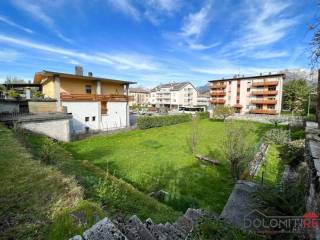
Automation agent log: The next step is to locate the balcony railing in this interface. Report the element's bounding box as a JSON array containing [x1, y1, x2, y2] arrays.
[[251, 90, 278, 95], [233, 104, 243, 108], [210, 91, 226, 97], [251, 99, 277, 105], [249, 109, 277, 115], [210, 99, 225, 104], [60, 93, 131, 102], [252, 81, 278, 87], [210, 83, 227, 89]]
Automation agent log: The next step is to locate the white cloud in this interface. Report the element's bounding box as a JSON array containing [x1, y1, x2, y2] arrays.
[[0, 34, 158, 71], [107, 0, 140, 20], [10, 0, 73, 43], [221, 0, 298, 57], [191, 66, 282, 76], [187, 41, 220, 50], [0, 15, 33, 33], [251, 51, 289, 59], [181, 1, 212, 38], [0, 49, 21, 62], [144, 0, 181, 14]]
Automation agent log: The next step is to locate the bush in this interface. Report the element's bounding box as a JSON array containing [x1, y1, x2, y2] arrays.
[[137, 114, 192, 129], [197, 111, 209, 119], [305, 114, 317, 122], [264, 129, 290, 145], [39, 138, 59, 165], [291, 129, 305, 140], [7, 89, 19, 98], [282, 139, 305, 166]]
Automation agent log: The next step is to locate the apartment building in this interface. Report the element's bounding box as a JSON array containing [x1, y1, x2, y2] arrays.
[[34, 67, 135, 133], [197, 91, 210, 107], [150, 82, 198, 109], [128, 87, 150, 107], [209, 73, 284, 115]]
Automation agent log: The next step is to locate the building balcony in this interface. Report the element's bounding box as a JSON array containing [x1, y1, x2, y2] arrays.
[[251, 99, 277, 105], [233, 104, 243, 108], [249, 109, 277, 115], [60, 93, 131, 102], [252, 81, 278, 87], [210, 83, 227, 89], [251, 90, 278, 96], [210, 99, 225, 104], [210, 91, 226, 97]]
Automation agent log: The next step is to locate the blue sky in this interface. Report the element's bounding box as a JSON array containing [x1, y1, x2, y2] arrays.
[[0, 0, 317, 87]]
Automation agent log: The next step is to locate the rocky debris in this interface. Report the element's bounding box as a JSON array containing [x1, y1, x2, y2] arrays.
[[195, 155, 220, 165], [82, 217, 127, 240], [248, 143, 269, 177], [148, 190, 168, 201], [71, 208, 208, 240], [220, 180, 259, 230]]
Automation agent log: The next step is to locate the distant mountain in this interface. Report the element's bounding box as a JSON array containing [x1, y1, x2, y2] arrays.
[[197, 84, 209, 93], [280, 68, 318, 86]]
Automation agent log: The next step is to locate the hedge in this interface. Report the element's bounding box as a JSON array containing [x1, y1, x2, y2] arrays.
[[137, 114, 192, 129], [197, 111, 209, 119]]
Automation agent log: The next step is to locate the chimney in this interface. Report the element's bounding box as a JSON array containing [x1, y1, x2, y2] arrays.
[[75, 66, 83, 76], [88, 72, 93, 77]]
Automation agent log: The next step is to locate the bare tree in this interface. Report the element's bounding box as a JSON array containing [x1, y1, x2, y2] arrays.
[[223, 121, 252, 180], [186, 116, 199, 155]]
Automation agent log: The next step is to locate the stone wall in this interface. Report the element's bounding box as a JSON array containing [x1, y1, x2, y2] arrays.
[[305, 121, 320, 239], [28, 100, 57, 113]]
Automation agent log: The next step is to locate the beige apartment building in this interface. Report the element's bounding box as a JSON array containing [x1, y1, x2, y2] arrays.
[[128, 88, 150, 107], [150, 82, 198, 109], [209, 73, 284, 115]]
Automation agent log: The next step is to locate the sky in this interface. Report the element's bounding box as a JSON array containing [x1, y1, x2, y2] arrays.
[[0, 0, 317, 87]]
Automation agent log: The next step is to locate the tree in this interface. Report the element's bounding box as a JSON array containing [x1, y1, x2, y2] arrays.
[[186, 116, 199, 155], [223, 121, 252, 180], [5, 76, 26, 84], [282, 79, 310, 115], [212, 105, 234, 120]]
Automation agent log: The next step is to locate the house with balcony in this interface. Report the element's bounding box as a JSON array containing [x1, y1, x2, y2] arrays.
[[34, 67, 135, 133], [149, 82, 198, 110], [128, 87, 150, 107], [208, 73, 284, 115]]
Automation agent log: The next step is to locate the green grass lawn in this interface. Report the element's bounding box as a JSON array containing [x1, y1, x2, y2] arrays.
[[66, 119, 270, 213], [255, 144, 284, 185]]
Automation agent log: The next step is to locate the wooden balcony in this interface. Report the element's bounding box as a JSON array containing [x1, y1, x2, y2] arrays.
[[210, 99, 225, 104], [233, 104, 243, 108], [252, 81, 278, 87], [60, 93, 132, 102], [251, 99, 277, 105], [251, 90, 278, 96], [210, 83, 227, 89], [249, 109, 277, 115], [210, 91, 226, 97]]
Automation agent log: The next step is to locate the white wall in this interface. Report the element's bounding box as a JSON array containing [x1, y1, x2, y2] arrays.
[[62, 101, 100, 133], [101, 102, 127, 130], [20, 119, 71, 142]]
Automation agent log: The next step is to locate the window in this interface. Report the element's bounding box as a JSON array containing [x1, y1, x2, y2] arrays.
[[85, 117, 89, 122], [268, 105, 275, 109], [236, 100, 240, 104], [85, 85, 92, 94], [237, 84, 240, 88], [247, 88, 250, 92], [92, 116, 96, 121], [101, 101, 107, 114], [237, 93, 240, 96], [246, 105, 249, 109]]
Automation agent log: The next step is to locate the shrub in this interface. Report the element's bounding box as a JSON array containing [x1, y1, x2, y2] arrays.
[[7, 89, 19, 98], [264, 129, 290, 145], [282, 139, 305, 166], [305, 114, 317, 122], [137, 114, 192, 129], [39, 138, 58, 165], [291, 129, 305, 140], [196, 111, 209, 119], [212, 105, 234, 120]]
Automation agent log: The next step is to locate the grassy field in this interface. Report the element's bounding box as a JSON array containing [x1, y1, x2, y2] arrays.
[[255, 144, 284, 185], [0, 124, 105, 239], [66, 119, 270, 213]]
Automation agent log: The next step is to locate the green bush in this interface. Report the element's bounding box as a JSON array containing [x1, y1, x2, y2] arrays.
[[137, 114, 192, 129], [197, 111, 209, 119], [291, 129, 305, 140], [282, 139, 305, 166], [264, 129, 290, 145], [305, 114, 317, 122]]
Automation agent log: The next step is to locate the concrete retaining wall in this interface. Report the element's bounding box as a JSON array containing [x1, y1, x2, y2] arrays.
[[28, 101, 57, 113], [20, 118, 71, 142]]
